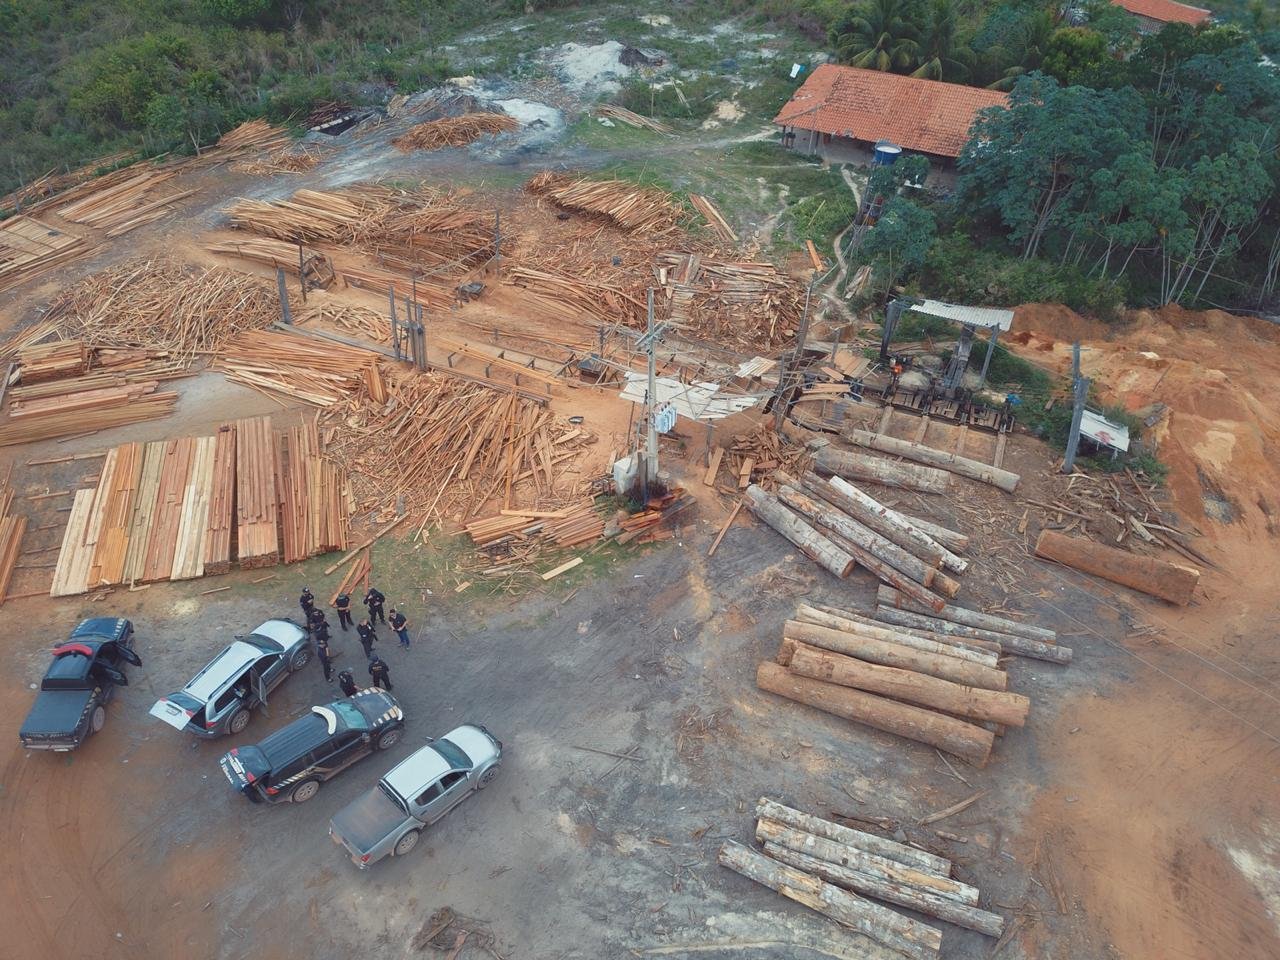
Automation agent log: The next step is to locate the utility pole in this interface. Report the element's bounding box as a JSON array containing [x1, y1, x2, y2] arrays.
[[772, 278, 815, 430], [276, 267, 292, 325], [1062, 341, 1091, 473], [645, 286, 658, 487]]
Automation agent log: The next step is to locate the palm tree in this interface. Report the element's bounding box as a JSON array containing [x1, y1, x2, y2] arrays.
[[985, 8, 1057, 91], [911, 0, 974, 81], [831, 0, 920, 73]]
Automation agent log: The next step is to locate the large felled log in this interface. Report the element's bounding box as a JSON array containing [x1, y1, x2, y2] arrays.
[[874, 605, 1073, 666], [717, 840, 941, 960], [755, 798, 951, 875], [778, 484, 959, 597], [842, 429, 1021, 493], [876, 585, 1055, 641], [758, 661, 995, 765], [814, 447, 949, 495], [782, 620, 1008, 691], [811, 474, 968, 575], [788, 641, 1030, 727], [762, 841, 1004, 938], [1034, 529, 1200, 605], [798, 602, 1000, 661], [743, 485, 854, 578]]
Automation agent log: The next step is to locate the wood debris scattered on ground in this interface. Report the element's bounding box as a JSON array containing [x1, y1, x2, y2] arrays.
[[526, 170, 684, 235], [719, 797, 1005, 959], [590, 104, 673, 134], [506, 265, 647, 329], [704, 423, 812, 493], [294, 302, 391, 343], [689, 194, 738, 244], [0, 149, 136, 214], [49, 414, 347, 596], [231, 145, 328, 175], [392, 112, 519, 151], [656, 251, 804, 349]]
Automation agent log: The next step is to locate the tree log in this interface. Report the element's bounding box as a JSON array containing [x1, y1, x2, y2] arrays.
[[799, 602, 1001, 660], [743, 485, 854, 578], [758, 661, 995, 765], [762, 841, 1004, 938], [1034, 529, 1199, 605], [755, 797, 951, 875], [874, 605, 1073, 665], [841, 429, 1020, 493], [788, 641, 1030, 727], [814, 446, 950, 495], [778, 484, 959, 597], [876, 585, 1056, 641], [817, 475, 969, 575], [782, 621, 1008, 691], [900, 514, 969, 553], [717, 840, 941, 960]]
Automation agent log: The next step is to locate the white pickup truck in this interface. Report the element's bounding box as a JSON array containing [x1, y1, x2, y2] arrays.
[[329, 723, 501, 868]]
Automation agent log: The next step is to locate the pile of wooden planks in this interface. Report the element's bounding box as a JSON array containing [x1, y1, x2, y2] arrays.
[[0, 480, 26, 604], [505, 265, 647, 328], [16, 340, 87, 382], [689, 194, 738, 244], [211, 118, 292, 156], [235, 415, 280, 569], [46, 259, 279, 363], [232, 145, 326, 176], [526, 170, 684, 234], [720, 798, 1004, 959], [0, 149, 135, 215], [205, 236, 336, 288], [759, 599, 1040, 765], [203, 424, 237, 575], [392, 112, 519, 151], [655, 251, 804, 349], [275, 418, 348, 563], [227, 187, 389, 243], [591, 104, 673, 133], [54, 165, 195, 237], [465, 499, 605, 573], [0, 216, 90, 294], [0, 389, 177, 446], [215, 328, 385, 407]]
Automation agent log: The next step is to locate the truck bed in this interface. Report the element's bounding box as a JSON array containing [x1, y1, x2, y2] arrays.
[[330, 786, 407, 853], [19, 689, 94, 746]]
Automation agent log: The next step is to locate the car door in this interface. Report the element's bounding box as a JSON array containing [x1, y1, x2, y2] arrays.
[[257, 653, 287, 693], [414, 770, 471, 824], [210, 673, 248, 727], [313, 731, 366, 778]]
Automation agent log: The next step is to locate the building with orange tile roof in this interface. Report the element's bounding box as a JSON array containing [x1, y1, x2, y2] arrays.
[[1110, 0, 1211, 33]]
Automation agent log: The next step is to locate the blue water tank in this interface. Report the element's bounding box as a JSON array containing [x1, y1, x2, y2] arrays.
[[873, 141, 902, 166]]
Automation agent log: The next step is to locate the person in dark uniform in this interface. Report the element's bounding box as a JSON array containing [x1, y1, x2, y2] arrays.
[[364, 586, 386, 624], [389, 607, 411, 648], [309, 607, 329, 634], [368, 657, 392, 692], [357, 619, 377, 659], [316, 636, 334, 682], [334, 592, 353, 631], [300, 587, 315, 625], [313, 615, 331, 647], [337, 670, 358, 697]]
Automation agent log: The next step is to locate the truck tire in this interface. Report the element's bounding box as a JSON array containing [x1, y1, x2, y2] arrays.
[[89, 704, 106, 735], [289, 647, 312, 671], [291, 779, 321, 803], [477, 764, 499, 789], [228, 708, 251, 735], [374, 726, 403, 751], [393, 829, 421, 857]]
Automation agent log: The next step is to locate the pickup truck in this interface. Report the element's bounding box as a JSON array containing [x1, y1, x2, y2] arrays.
[[329, 723, 501, 868], [19, 618, 139, 751]]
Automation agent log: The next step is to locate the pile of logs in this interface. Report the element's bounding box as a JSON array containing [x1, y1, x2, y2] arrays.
[[840, 428, 1021, 493], [655, 251, 804, 349], [215, 329, 385, 407], [720, 798, 1004, 959], [392, 112, 519, 150], [526, 170, 684, 234]]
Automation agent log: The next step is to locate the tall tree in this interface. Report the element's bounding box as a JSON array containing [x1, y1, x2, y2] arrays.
[[830, 0, 920, 73], [911, 0, 974, 81], [861, 197, 937, 297]]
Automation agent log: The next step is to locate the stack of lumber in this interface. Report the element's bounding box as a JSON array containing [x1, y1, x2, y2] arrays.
[[0, 389, 176, 446], [719, 798, 1004, 959], [206, 236, 336, 288], [203, 424, 237, 575], [506, 266, 647, 328], [16, 340, 87, 383], [392, 112, 519, 150], [0, 216, 91, 294], [227, 188, 388, 243], [339, 262, 456, 310], [354, 190, 496, 271], [655, 251, 803, 349], [235, 415, 280, 569], [758, 600, 1037, 765], [0, 481, 26, 604], [215, 329, 384, 407], [9, 353, 187, 405], [0, 319, 61, 366], [275, 418, 348, 563], [211, 119, 292, 156], [526, 170, 684, 234], [323, 367, 596, 525], [465, 499, 604, 572], [55, 166, 195, 237], [689, 194, 738, 244], [544, 500, 605, 547], [46, 259, 279, 363], [591, 105, 672, 133], [0, 149, 135, 214], [232, 145, 326, 175]]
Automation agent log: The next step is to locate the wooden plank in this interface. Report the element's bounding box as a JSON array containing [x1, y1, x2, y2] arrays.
[[50, 490, 96, 597], [703, 446, 724, 486], [541, 556, 583, 580]]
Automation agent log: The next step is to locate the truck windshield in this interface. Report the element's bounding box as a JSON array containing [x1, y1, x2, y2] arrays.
[[331, 701, 368, 730], [378, 779, 410, 814]]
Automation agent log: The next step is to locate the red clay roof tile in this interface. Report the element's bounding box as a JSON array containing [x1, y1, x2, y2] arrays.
[[1111, 0, 1211, 25]]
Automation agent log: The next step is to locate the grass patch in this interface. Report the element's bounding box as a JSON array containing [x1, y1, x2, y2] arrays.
[[565, 113, 669, 150]]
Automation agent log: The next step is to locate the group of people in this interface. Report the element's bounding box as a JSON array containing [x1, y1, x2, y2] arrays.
[[298, 584, 415, 697]]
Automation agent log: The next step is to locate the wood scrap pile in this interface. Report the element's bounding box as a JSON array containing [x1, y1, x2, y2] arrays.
[[49, 414, 349, 595], [505, 265, 647, 328], [205, 236, 336, 288], [689, 194, 738, 244], [704, 423, 812, 493], [0, 215, 91, 294], [614, 487, 692, 544], [295, 302, 390, 343], [392, 112, 519, 151], [53, 164, 195, 237], [9, 345, 188, 408], [215, 328, 385, 407], [465, 499, 605, 575], [591, 105, 673, 134], [526, 171, 684, 234], [232, 145, 327, 176], [45, 259, 279, 363], [210, 118, 292, 156], [0, 149, 135, 214], [656, 251, 803, 349], [319, 367, 596, 527], [720, 798, 1004, 959]]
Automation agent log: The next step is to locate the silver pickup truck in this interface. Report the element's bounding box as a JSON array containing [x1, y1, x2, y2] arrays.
[[329, 723, 501, 868]]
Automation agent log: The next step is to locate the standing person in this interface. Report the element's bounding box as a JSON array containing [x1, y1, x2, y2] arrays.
[[313, 615, 331, 648], [364, 586, 386, 625], [334, 592, 353, 631], [357, 619, 377, 659], [368, 656, 392, 692], [389, 607, 411, 648], [299, 587, 315, 627], [316, 635, 334, 683], [337, 670, 358, 697], [309, 607, 329, 635]]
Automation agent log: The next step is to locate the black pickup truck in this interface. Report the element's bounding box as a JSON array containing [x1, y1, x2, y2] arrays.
[[19, 618, 139, 751]]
